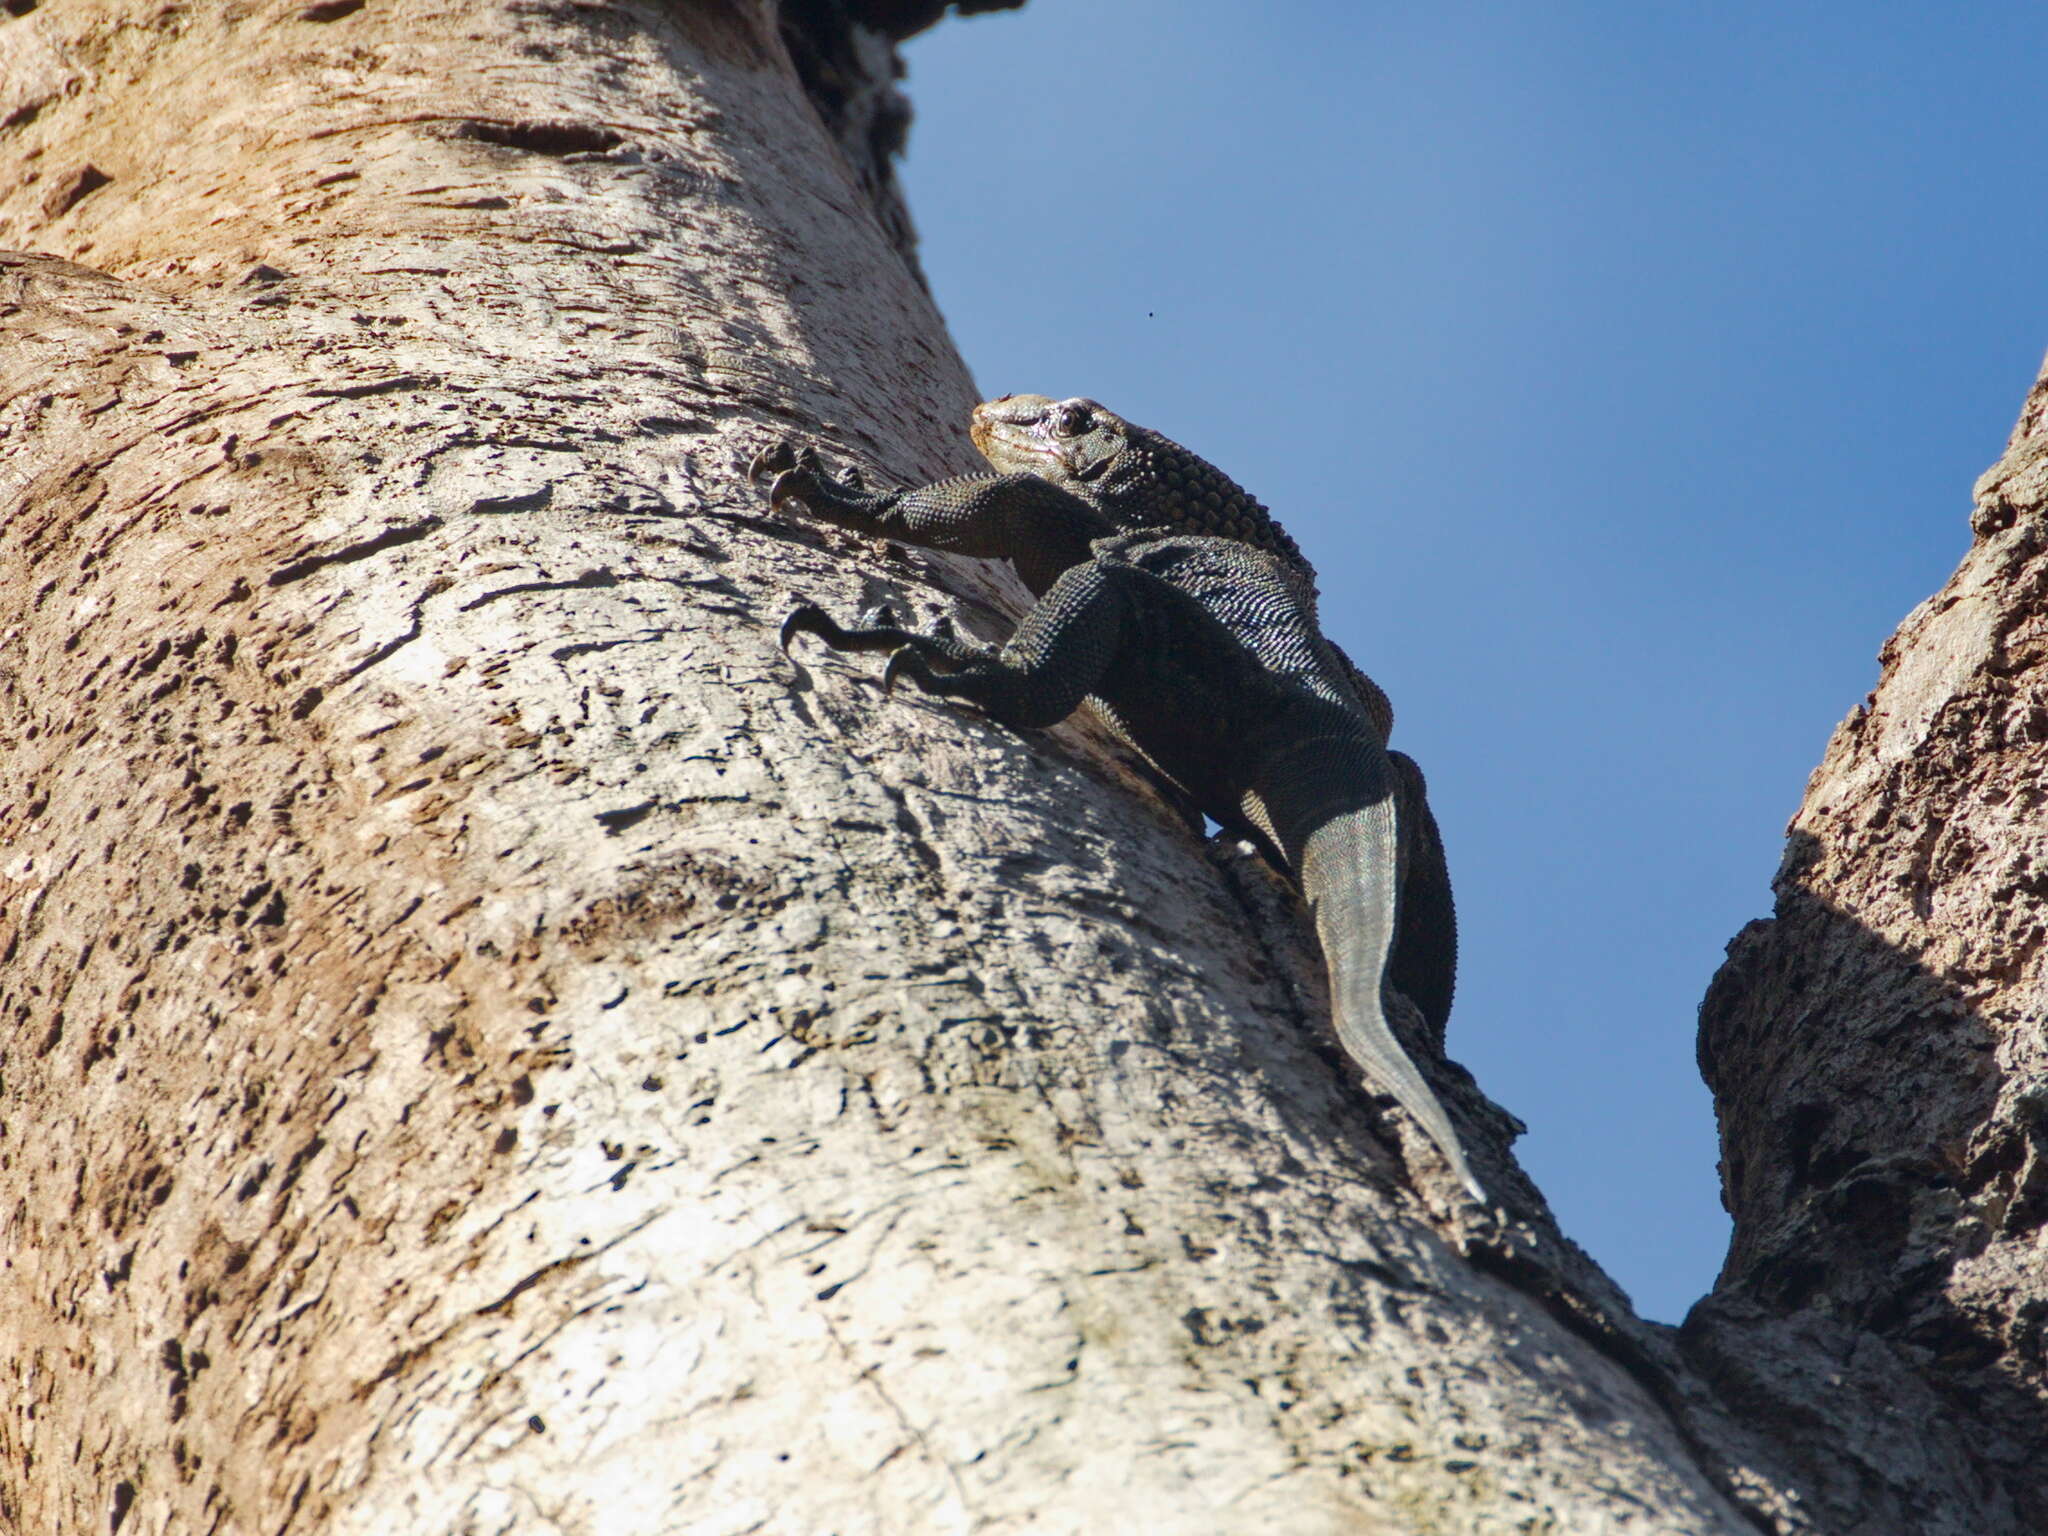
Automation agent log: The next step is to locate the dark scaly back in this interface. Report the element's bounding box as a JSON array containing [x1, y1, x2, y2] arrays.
[[970, 394, 1393, 740], [1093, 420, 1307, 569]]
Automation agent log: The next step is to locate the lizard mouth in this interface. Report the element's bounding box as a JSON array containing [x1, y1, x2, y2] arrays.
[[971, 395, 1063, 466]]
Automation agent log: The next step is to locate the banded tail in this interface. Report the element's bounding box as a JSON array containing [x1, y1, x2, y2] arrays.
[[1245, 736, 1483, 1200]]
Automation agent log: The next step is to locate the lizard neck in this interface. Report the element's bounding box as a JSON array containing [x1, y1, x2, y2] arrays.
[[1088, 428, 1309, 573]]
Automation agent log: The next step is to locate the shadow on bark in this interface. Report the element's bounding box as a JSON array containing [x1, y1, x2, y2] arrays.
[[1688, 831, 2041, 1535]]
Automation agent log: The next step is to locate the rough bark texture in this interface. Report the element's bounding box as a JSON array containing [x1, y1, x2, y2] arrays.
[[1694, 383, 2048, 1534], [0, 1, 2031, 1533]]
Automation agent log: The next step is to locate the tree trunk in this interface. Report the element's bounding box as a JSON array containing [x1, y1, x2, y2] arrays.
[[0, 3, 2034, 1533], [1692, 377, 2048, 1534]]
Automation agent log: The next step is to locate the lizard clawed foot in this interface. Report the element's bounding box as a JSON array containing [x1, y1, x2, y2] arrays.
[[781, 601, 980, 699], [767, 465, 826, 514], [749, 439, 817, 484], [748, 441, 792, 482], [752, 442, 889, 527], [880, 646, 979, 696], [752, 440, 834, 513], [854, 601, 960, 646], [882, 647, 931, 698]]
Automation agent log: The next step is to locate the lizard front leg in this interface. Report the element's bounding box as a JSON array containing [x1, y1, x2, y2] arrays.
[[751, 441, 1105, 590]]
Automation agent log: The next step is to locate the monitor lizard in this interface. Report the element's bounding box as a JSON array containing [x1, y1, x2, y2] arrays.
[[754, 400, 1479, 1198], [964, 395, 1455, 1047]]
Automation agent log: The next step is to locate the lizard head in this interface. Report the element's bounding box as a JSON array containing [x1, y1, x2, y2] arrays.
[[969, 394, 1306, 568], [970, 394, 1129, 486]]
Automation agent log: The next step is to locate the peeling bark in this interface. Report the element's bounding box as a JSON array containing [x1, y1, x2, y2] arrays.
[[0, 1, 2030, 1533]]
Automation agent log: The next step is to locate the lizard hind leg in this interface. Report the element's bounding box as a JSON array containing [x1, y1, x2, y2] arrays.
[[1387, 749, 1456, 1050], [871, 558, 1132, 732]]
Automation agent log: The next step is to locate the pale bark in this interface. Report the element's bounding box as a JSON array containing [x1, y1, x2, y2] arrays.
[[0, 2, 2030, 1533]]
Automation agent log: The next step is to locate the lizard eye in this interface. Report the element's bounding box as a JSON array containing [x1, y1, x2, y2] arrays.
[[1051, 402, 1092, 437]]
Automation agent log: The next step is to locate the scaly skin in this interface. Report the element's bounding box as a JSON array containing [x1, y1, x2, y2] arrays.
[[968, 395, 1453, 1035], [757, 424, 1481, 1200], [756, 399, 1456, 1039], [971, 395, 1396, 735]]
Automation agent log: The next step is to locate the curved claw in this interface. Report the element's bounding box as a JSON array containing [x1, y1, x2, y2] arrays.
[[881, 647, 923, 698], [749, 440, 800, 484], [767, 467, 815, 513], [778, 603, 839, 653]]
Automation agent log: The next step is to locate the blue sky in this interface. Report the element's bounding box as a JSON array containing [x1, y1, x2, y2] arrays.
[[897, 1, 2047, 1323]]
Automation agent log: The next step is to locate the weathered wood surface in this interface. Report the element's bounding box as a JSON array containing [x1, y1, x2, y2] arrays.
[[1696, 385, 2048, 1534], [0, 2, 2037, 1532]]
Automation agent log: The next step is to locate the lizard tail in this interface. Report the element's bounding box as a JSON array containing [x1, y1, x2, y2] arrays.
[[1246, 738, 1483, 1201]]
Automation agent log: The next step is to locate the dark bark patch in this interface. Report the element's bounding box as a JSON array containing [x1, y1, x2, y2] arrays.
[[268, 517, 442, 587], [298, 0, 365, 18], [452, 119, 624, 157], [47, 165, 112, 219], [470, 484, 555, 516], [305, 374, 430, 400], [593, 800, 657, 836]]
